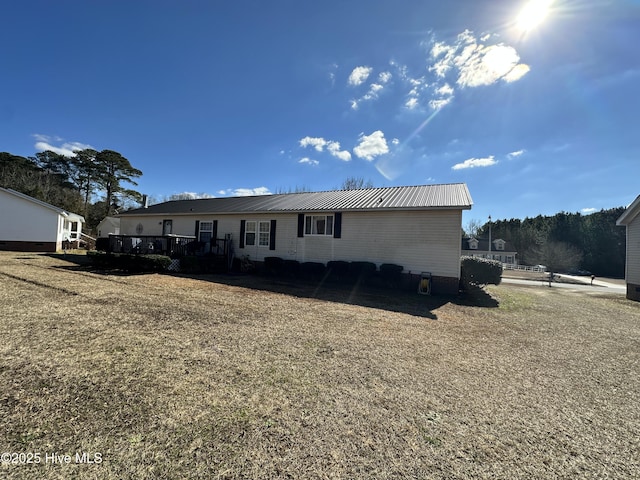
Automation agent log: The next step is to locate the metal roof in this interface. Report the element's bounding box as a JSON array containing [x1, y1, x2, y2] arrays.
[[616, 194, 640, 226], [118, 183, 473, 216]]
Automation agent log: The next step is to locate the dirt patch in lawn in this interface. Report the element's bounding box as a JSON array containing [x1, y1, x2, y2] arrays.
[[1, 252, 639, 479]]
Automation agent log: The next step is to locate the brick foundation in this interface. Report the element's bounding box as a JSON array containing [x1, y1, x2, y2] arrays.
[[627, 283, 640, 302], [0, 241, 57, 252]]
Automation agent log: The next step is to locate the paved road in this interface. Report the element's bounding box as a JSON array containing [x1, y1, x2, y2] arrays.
[[502, 276, 626, 294]]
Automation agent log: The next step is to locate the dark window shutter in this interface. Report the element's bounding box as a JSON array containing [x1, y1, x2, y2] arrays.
[[297, 214, 305, 238], [239, 220, 246, 248], [195, 220, 200, 238], [212, 220, 218, 253], [269, 220, 277, 250], [334, 212, 342, 238]]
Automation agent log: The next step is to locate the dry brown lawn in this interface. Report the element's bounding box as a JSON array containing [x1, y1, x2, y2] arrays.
[[0, 252, 638, 479]]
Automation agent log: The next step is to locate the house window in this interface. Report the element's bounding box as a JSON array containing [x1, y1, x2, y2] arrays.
[[245, 221, 257, 246], [258, 221, 270, 247], [199, 221, 213, 243], [305, 215, 334, 236]]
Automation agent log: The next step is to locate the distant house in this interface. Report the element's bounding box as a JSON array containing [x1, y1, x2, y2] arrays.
[[96, 216, 120, 238], [116, 184, 473, 294], [461, 236, 518, 265], [0, 187, 85, 252], [616, 195, 640, 301]]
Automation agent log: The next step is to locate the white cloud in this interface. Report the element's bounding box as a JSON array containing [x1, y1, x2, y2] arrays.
[[230, 187, 272, 197], [428, 30, 530, 88], [33, 134, 93, 156], [435, 83, 454, 96], [354, 130, 389, 161], [299, 136, 327, 151], [379, 71, 392, 84], [169, 192, 215, 200], [429, 97, 453, 110], [507, 149, 525, 159], [326, 141, 352, 161], [503, 63, 531, 83], [431, 41, 454, 60], [392, 138, 400, 145], [299, 136, 351, 161], [405, 97, 419, 110], [457, 44, 523, 87], [348, 66, 373, 86], [452, 156, 497, 170], [299, 157, 319, 166], [581, 207, 597, 214], [361, 83, 385, 102]]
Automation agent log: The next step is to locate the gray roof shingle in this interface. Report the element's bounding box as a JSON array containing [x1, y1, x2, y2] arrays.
[[119, 183, 473, 216]]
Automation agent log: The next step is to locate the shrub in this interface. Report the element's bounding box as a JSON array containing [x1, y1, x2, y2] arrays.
[[460, 256, 502, 290], [178, 255, 227, 274], [282, 260, 301, 277], [379, 263, 403, 285], [179, 255, 201, 273], [348, 261, 377, 282], [327, 260, 350, 282], [87, 251, 110, 268], [87, 252, 171, 273], [264, 257, 284, 276], [301, 262, 326, 280], [95, 237, 110, 252]]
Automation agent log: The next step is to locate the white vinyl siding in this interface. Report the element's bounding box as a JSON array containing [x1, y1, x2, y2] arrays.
[[0, 189, 61, 243], [119, 209, 463, 278], [627, 215, 640, 284]]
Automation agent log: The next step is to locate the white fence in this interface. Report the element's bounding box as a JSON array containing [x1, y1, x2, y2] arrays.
[[502, 264, 547, 273]]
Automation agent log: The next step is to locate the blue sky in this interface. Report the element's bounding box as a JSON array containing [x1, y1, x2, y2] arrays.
[[1, 0, 638, 225]]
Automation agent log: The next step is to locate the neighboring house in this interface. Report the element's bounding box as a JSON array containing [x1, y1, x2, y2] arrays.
[[461, 236, 518, 265], [96, 216, 120, 238], [616, 194, 640, 301], [116, 183, 473, 294], [0, 187, 85, 252]]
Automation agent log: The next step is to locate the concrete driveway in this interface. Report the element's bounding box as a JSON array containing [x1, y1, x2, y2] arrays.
[[501, 275, 626, 294]]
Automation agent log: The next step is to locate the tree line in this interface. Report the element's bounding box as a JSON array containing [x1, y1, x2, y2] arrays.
[[0, 150, 142, 231], [466, 209, 626, 277]]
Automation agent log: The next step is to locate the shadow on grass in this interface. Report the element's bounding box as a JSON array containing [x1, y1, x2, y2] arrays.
[[46, 253, 92, 267], [172, 272, 500, 319], [456, 286, 500, 308], [49, 254, 499, 318]]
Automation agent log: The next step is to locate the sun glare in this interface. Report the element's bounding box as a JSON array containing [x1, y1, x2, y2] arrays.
[[516, 0, 553, 32]]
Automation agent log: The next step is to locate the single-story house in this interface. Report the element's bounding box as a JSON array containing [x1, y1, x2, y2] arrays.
[[616, 194, 640, 301], [116, 183, 473, 294], [461, 236, 518, 266], [0, 187, 85, 252], [96, 216, 120, 238]]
